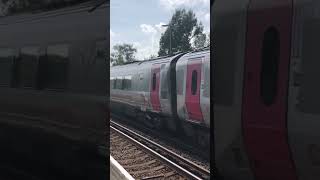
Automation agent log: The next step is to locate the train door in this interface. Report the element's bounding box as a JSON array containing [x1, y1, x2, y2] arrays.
[[150, 64, 161, 111], [185, 59, 203, 122], [242, 1, 297, 180]]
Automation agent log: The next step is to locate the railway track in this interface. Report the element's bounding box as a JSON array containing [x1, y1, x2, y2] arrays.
[[110, 120, 210, 179], [111, 113, 210, 161]]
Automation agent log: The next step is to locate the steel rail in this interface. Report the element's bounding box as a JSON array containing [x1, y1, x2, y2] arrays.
[[111, 120, 210, 179]]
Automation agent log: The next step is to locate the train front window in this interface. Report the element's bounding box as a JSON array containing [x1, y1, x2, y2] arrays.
[[0, 48, 14, 87]]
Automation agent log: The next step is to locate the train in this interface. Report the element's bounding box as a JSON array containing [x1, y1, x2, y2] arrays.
[[110, 49, 210, 148], [213, 0, 320, 180], [0, 0, 108, 178]]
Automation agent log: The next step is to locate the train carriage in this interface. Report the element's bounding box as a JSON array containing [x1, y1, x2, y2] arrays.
[[0, 1, 108, 177], [213, 0, 320, 179], [110, 54, 184, 129], [213, 0, 253, 179], [175, 50, 210, 145], [110, 49, 210, 148]]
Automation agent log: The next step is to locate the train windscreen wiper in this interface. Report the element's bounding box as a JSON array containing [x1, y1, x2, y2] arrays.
[[88, 0, 108, 13]]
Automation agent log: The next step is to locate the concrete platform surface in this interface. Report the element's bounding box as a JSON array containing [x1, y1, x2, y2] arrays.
[[110, 156, 134, 180]]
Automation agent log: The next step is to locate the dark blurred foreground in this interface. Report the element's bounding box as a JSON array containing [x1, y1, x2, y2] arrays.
[[0, 121, 107, 180]]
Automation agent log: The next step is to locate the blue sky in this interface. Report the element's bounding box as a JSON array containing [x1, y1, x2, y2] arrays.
[[111, 0, 210, 60]]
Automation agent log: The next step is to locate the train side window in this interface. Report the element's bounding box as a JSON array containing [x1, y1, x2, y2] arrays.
[[124, 77, 127, 90], [177, 69, 184, 95], [116, 77, 122, 89], [124, 76, 132, 90], [0, 48, 14, 87], [121, 77, 125, 90], [114, 78, 117, 89], [128, 76, 132, 90], [191, 70, 198, 95], [145, 75, 150, 92], [152, 73, 156, 91], [161, 73, 168, 99], [122, 76, 127, 90], [110, 77, 114, 89], [139, 73, 144, 80], [131, 74, 138, 91], [18, 47, 40, 88], [95, 41, 107, 65], [40, 44, 69, 90], [260, 27, 280, 106], [121, 76, 125, 90], [139, 73, 147, 92]]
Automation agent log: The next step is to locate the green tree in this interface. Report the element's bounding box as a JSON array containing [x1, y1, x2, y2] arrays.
[[206, 32, 210, 47], [143, 54, 157, 60], [158, 8, 204, 56], [149, 54, 157, 59], [193, 32, 207, 49], [111, 43, 137, 66]]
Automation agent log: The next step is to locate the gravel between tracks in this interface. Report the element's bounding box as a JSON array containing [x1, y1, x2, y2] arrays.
[[111, 118, 210, 171], [110, 129, 187, 179]]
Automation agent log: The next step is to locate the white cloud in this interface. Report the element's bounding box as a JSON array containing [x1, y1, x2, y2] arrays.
[[110, 30, 116, 38], [155, 22, 167, 33], [204, 13, 210, 22], [136, 23, 166, 59], [158, 0, 210, 38], [135, 45, 157, 60], [140, 24, 157, 34], [197, 11, 210, 33], [132, 42, 142, 49], [110, 30, 115, 50], [110, 29, 122, 53], [159, 0, 209, 11], [110, 29, 120, 39], [110, 25, 161, 59]]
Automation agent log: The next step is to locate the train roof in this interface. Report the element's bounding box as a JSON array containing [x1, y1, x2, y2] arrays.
[[111, 53, 184, 70], [111, 47, 210, 71], [0, 0, 109, 25], [138, 47, 210, 63], [183, 48, 210, 57], [111, 51, 210, 74], [0, 0, 108, 47]]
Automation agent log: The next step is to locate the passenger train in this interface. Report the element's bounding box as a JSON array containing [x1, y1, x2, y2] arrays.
[[214, 0, 320, 180], [0, 1, 108, 178], [110, 49, 210, 148]]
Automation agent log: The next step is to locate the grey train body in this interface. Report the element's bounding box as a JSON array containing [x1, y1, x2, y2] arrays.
[[110, 50, 210, 146], [0, 1, 108, 178]]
